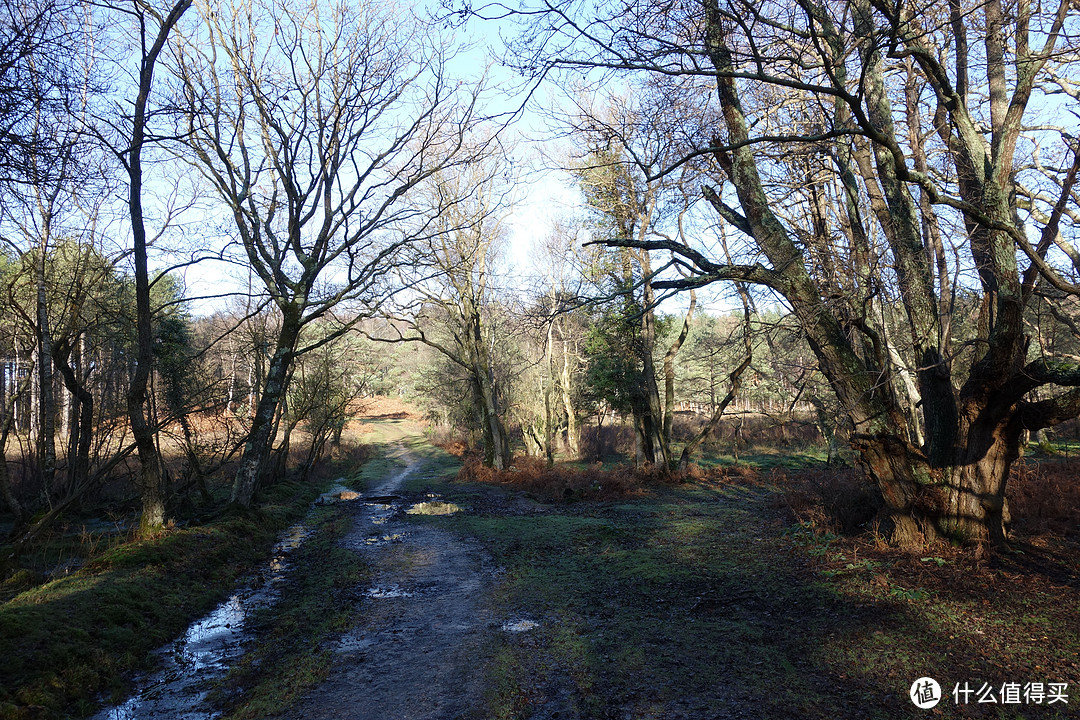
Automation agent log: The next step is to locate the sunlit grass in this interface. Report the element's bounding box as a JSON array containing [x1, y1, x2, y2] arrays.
[[0, 477, 335, 719]]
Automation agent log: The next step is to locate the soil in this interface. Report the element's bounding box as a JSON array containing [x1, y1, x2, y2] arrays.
[[281, 452, 500, 720], [92, 429, 1080, 720]]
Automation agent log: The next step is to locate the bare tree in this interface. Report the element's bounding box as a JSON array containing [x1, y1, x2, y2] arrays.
[[375, 155, 517, 469], [492, 0, 1080, 546], [173, 0, 496, 504], [531, 218, 590, 461], [102, 0, 193, 536], [0, 0, 86, 191]]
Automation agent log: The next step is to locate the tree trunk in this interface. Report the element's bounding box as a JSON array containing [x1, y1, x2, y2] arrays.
[[663, 291, 695, 449], [0, 365, 30, 525], [35, 253, 56, 495], [462, 302, 510, 471], [52, 341, 93, 492], [559, 322, 579, 458], [231, 311, 300, 507], [479, 373, 510, 470], [854, 409, 1019, 548], [126, 0, 193, 537], [226, 350, 237, 415], [638, 266, 669, 468], [544, 319, 555, 465], [178, 412, 212, 503]]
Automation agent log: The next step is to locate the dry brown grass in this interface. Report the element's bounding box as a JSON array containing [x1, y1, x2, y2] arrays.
[[455, 454, 758, 502], [353, 396, 424, 423], [1007, 457, 1080, 538], [775, 465, 883, 536]]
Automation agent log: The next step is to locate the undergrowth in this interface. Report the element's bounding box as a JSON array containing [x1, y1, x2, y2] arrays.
[[455, 454, 757, 502]]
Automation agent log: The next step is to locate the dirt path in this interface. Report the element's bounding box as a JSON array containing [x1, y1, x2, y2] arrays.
[[285, 449, 499, 719]]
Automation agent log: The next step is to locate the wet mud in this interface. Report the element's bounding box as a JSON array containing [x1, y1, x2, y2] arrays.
[[284, 458, 499, 720]]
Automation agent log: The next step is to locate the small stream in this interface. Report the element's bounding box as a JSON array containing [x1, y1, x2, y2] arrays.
[[89, 524, 311, 720]]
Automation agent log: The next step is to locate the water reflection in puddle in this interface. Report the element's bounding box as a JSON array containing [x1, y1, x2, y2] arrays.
[[406, 501, 461, 516], [363, 532, 405, 546], [90, 524, 310, 720], [364, 584, 415, 598], [501, 619, 540, 633]]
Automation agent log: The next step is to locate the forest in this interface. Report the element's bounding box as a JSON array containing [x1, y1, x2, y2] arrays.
[[1, 0, 1079, 717]]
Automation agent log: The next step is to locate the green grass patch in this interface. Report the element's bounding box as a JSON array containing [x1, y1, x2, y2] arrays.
[[697, 447, 831, 470], [215, 506, 368, 719], [0, 476, 332, 720]]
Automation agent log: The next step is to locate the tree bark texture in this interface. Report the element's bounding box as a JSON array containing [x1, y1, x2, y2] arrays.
[[231, 311, 300, 506], [127, 0, 192, 536]]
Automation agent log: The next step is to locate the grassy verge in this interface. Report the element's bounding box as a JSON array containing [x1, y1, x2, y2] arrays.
[[418, 469, 1079, 719], [214, 506, 368, 719], [0, 474, 335, 720]]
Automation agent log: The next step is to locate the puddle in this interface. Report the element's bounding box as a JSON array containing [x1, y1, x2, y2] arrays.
[[363, 533, 406, 546], [316, 483, 362, 505], [364, 495, 401, 504], [501, 619, 540, 633], [406, 501, 462, 516], [90, 523, 311, 720], [364, 584, 415, 599]]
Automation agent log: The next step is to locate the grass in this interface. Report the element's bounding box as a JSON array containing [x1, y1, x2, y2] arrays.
[[410, 456, 1080, 719], [0, 473, 335, 720], [214, 506, 368, 720], [348, 417, 461, 493]]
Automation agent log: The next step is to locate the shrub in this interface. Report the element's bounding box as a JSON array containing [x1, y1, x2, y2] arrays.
[[1007, 458, 1080, 537], [456, 455, 686, 502], [777, 467, 882, 536]]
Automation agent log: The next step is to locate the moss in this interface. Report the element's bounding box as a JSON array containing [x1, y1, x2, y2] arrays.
[[0, 473, 331, 719]]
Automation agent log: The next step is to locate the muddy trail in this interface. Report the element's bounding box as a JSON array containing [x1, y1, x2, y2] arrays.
[[88, 428, 1080, 720], [91, 437, 503, 720], [285, 452, 500, 720]]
